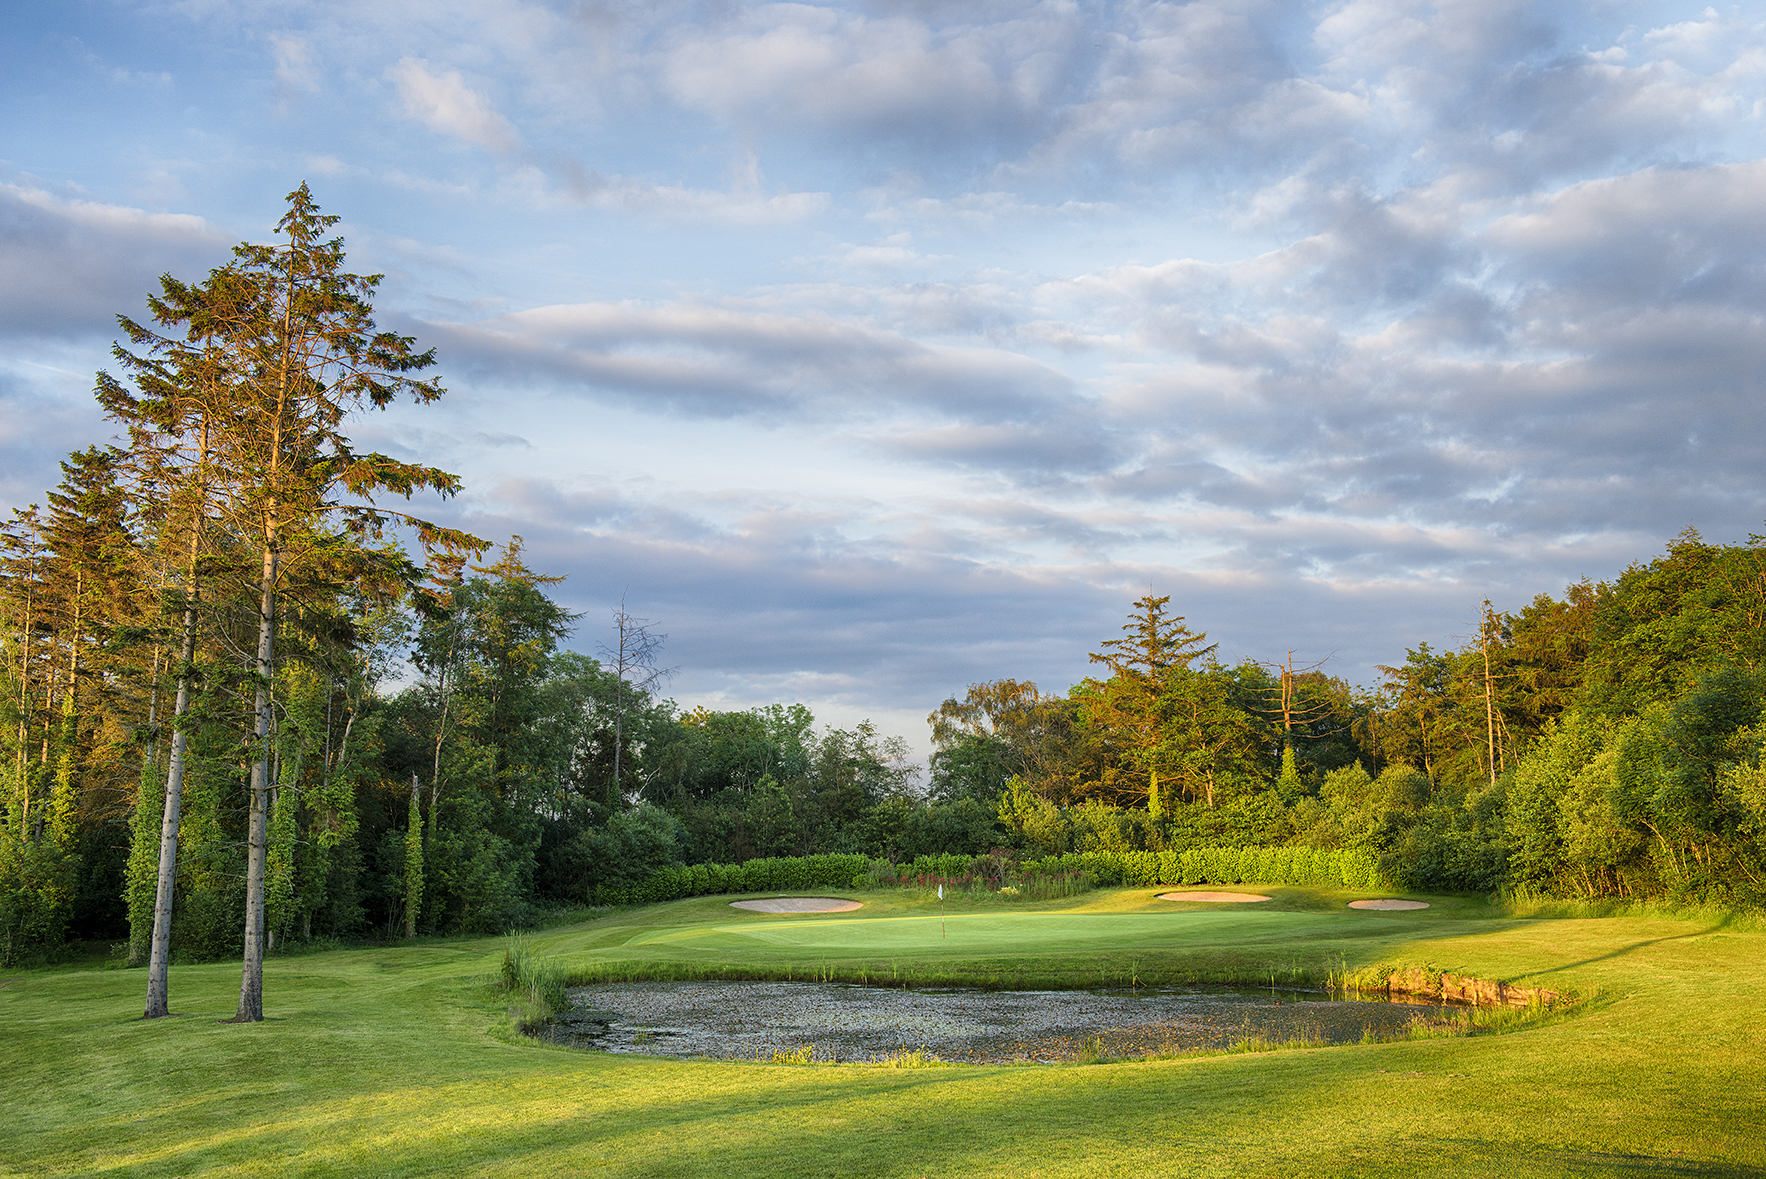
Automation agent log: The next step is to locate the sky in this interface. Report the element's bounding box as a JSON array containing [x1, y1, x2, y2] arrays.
[[4, 1, 1765, 754]]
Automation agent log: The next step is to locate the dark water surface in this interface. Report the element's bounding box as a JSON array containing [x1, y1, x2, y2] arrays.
[[536, 981, 1456, 1063]]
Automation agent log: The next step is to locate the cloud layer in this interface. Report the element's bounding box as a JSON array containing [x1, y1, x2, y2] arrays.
[[4, 1, 1765, 748]]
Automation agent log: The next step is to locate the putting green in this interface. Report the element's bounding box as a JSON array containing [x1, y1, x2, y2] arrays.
[[628, 909, 1367, 951]]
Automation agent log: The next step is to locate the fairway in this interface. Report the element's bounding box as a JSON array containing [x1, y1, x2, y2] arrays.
[[5, 887, 1764, 1178]]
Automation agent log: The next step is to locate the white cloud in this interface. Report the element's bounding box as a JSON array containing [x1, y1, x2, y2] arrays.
[[427, 298, 1080, 425], [549, 162, 830, 223], [389, 56, 524, 156], [660, 6, 1049, 142], [270, 33, 319, 101], [0, 183, 227, 337]]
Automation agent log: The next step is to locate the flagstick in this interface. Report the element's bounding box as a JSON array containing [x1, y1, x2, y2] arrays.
[[939, 882, 946, 940]]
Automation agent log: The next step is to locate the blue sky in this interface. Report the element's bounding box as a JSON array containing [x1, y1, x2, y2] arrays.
[[5, 0, 1765, 752]]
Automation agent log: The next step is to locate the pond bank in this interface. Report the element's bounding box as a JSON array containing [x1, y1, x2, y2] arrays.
[[1369, 968, 1562, 1008]]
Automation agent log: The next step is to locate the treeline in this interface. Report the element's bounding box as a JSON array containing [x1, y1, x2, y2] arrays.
[[4, 187, 1763, 993], [928, 537, 1766, 909]]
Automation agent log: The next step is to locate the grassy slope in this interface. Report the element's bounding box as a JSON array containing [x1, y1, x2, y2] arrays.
[[4, 888, 1762, 1178]]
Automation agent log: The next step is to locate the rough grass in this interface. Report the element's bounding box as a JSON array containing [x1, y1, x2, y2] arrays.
[[3, 886, 1763, 1177]]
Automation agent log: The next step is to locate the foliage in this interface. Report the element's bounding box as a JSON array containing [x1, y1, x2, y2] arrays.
[[587, 852, 872, 906], [1020, 846, 1384, 889]]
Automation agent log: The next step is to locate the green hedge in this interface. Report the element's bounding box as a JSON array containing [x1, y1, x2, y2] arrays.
[[590, 853, 872, 907], [893, 853, 978, 881], [1018, 846, 1384, 890], [594, 845, 1383, 907]]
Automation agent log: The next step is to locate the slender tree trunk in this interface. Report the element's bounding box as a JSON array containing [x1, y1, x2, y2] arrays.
[[613, 607, 627, 800], [613, 678, 623, 801], [236, 248, 294, 1024], [15, 582, 32, 832], [234, 529, 276, 1023], [149, 427, 207, 1017], [143, 589, 198, 1017], [1482, 602, 1498, 787]]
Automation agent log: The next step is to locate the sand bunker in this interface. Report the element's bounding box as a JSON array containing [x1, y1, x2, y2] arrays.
[[1347, 899, 1431, 910], [1156, 891, 1272, 903], [728, 897, 863, 913]]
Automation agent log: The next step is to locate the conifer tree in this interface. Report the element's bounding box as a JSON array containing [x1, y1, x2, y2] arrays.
[[101, 256, 241, 1017], [95, 184, 482, 1020], [1084, 595, 1216, 811], [204, 184, 482, 1023]]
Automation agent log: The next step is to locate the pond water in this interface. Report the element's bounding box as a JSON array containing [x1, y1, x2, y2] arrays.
[[535, 981, 1457, 1063]]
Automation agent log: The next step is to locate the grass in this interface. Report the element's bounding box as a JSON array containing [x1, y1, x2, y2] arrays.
[[2, 885, 1763, 1177]]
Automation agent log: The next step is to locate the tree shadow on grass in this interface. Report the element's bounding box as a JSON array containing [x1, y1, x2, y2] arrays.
[[93, 1054, 1766, 1179], [1509, 915, 1734, 982]]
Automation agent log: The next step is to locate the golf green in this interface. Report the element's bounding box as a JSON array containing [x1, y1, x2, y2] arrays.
[[630, 909, 1387, 951]]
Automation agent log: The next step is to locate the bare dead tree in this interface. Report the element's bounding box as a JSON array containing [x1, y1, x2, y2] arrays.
[[598, 599, 675, 804], [1254, 650, 1337, 746]]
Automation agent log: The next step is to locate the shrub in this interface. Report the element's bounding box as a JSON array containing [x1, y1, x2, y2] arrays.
[[564, 805, 688, 900], [589, 843, 1382, 908], [591, 852, 870, 906], [1020, 846, 1384, 890]]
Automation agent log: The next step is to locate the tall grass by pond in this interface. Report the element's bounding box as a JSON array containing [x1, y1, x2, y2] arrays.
[[499, 935, 574, 1026], [525, 945, 1332, 992]]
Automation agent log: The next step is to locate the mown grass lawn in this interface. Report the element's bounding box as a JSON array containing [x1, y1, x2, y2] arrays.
[[5, 888, 1762, 1177]]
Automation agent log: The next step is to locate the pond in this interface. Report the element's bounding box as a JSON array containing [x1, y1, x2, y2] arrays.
[[534, 981, 1458, 1063]]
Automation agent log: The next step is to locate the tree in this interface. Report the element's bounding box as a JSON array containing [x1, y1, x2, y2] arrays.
[[598, 601, 672, 803], [402, 775, 423, 939], [1251, 652, 1332, 749], [926, 679, 1051, 804], [1376, 644, 1454, 782], [177, 184, 482, 1022], [1155, 666, 1262, 810], [99, 272, 242, 1014], [1, 507, 51, 843], [1081, 595, 1216, 812], [1506, 583, 1597, 733], [405, 542, 572, 935]]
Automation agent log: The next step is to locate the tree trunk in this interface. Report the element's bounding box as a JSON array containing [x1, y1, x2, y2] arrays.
[[1483, 604, 1498, 787], [426, 608, 456, 862], [15, 581, 32, 831], [617, 611, 626, 797], [145, 423, 206, 1011], [233, 536, 276, 1023], [143, 591, 198, 1018]]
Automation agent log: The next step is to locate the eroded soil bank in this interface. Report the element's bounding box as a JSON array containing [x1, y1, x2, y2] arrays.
[[534, 980, 1457, 1063]]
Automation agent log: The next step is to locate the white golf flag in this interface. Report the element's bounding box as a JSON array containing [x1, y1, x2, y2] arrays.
[[938, 884, 943, 899]]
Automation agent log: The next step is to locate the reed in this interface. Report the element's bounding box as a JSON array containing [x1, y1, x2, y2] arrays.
[[498, 934, 573, 1028], [867, 1048, 946, 1068]]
